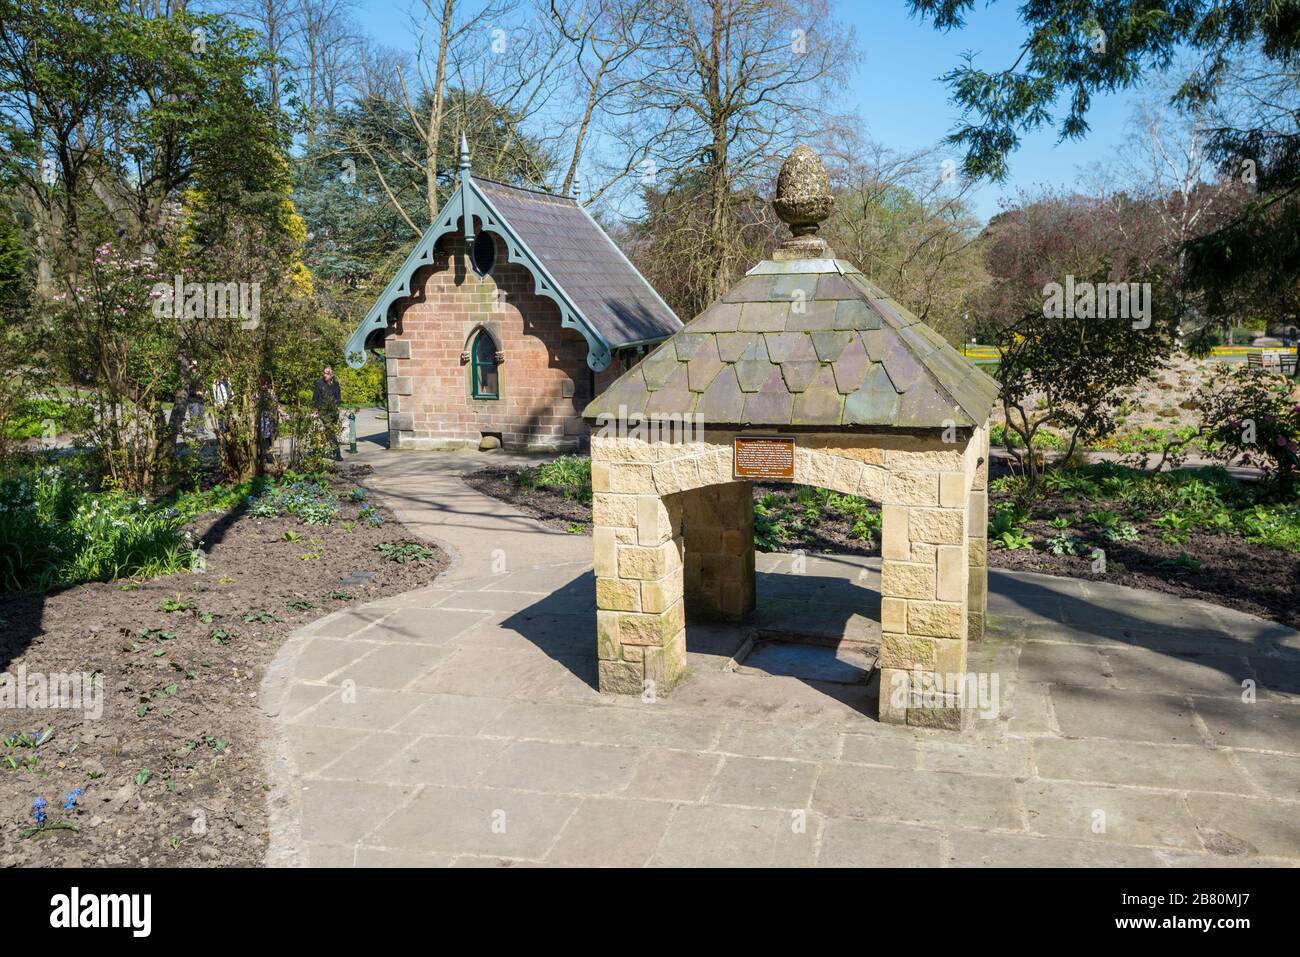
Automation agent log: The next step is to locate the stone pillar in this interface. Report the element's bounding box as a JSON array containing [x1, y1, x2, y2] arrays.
[[682, 482, 755, 621], [384, 340, 413, 448], [877, 471, 972, 731], [967, 428, 990, 642], [593, 486, 687, 696]]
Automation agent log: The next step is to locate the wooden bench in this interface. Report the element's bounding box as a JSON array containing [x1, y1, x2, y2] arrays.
[[1248, 350, 1297, 374]]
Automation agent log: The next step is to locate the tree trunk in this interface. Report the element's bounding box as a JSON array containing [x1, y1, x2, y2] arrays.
[[704, 0, 731, 303], [426, 0, 456, 222]]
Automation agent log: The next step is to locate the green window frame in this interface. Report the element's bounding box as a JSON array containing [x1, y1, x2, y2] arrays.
[[471, 331, 499, 400]]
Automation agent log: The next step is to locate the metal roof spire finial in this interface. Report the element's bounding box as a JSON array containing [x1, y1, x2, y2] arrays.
[[458, 132, 471, 177]]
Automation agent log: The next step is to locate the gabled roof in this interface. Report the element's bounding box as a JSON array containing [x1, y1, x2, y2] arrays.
[[474, 179, 680, 348], [582, 257, 999, 429], [345, 159, 680, 372]]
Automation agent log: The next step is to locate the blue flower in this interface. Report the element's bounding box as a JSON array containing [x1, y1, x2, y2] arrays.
[[32, 796, 47, 824]]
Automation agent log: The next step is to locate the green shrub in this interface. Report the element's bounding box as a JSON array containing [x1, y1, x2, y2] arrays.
[[1237, 505, 1300, 552], [1047, 532, 1087, 556], [246, 475, 340, 524], [531, 455, 592, 503], [1198, 365, 1300, 487], [2, 397, 90, 441], [335, 360, 386, 407], [0, 465, 191, 593], [993, 528, 1034, 550], [375, 541, 437, 563]]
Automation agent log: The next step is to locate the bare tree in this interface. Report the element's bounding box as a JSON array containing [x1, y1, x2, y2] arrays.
[[212, 0, 300, 128], [821, 127, 987, 339], [295, 0, 362, 146], [630, 0, 857, 304], [546, 0, 674, 203]]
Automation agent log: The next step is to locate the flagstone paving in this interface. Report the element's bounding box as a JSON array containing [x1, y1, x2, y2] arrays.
[[260, 428, 1300, 867]]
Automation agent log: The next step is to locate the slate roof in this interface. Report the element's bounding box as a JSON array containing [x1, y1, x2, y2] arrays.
[[582, 258, 999, 429], [472, 178, 680, 347]]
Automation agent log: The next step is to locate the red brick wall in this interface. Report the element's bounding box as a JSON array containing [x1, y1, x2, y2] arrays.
[[383, 232, 601, 451]]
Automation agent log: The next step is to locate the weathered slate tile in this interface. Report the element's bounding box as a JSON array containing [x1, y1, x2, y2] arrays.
[[739, 336, 769, 361], [737, 301, 788, 332], [584, 368, 648, 416], [834, 299, 878, 330], [673, 333, 713, 361], [734, 358, 774, 393], [791, 366, 844, 424], [645, 364, 693, 414], [688, 302, 741, 333], [831, 335, 870, 394], [880, 340, 928, 392], [866, 361, 898, 394], [769, 274, 818, 302], [686, 343, 724, 392], [860, 327, 890, 361], [843, 364, 901, 424], [696, 365, 746, 423], [716, 332, 757, 362], [815, 273, 860, 301], [896, 386, 963, 428], [786, 299, 838, 331], [843, 388, 900, 424], [722, 274, 776, 303], [639, 349, 683, 390], [764, 331, 817, 362], [811, 330, 855, 362], [779, 360, 822, 393], [742, 369, 795, 423]]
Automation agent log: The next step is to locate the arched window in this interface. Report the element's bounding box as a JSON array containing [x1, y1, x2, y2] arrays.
[[471, 330, 499, 399]]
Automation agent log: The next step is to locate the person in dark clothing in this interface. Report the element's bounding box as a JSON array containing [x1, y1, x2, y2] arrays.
[[257, 377, 280, 452], [313, 366, 343, 459]]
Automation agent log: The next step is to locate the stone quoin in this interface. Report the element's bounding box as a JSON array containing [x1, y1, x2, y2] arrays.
[[582, 144, 999, 730]]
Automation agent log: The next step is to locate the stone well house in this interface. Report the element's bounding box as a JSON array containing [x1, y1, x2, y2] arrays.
[[583, 146, 1000, 730], [345, 138, 681, 451]]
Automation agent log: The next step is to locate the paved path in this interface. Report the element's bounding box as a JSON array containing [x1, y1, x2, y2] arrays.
[[261, 425, 1300, 867]]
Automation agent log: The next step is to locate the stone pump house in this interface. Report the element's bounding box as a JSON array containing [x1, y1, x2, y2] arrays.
[[584, 146, 999, 730], [345, 136, 681, 451]]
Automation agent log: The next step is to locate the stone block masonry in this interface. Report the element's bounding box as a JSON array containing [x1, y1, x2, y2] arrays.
[[590, 428, 988, 730]]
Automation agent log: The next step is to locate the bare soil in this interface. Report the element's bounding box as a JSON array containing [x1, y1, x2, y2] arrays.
[[0, 465, 446, 867], [466, 466, 1300, 631], [992, 505, 1300, 630], [463, 467, 592, 533]]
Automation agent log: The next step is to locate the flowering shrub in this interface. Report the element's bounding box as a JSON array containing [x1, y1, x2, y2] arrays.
[[1198, 366, 1300, 491]]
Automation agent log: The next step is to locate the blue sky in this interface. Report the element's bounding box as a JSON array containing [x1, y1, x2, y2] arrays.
[[846, 1, 1145, 221], [354, 0, 1155, 224]]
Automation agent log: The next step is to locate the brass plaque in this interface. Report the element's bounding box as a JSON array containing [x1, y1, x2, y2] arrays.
[[734, 435, 796, 480]]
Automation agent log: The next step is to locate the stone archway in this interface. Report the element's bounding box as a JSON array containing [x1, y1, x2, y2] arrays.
[[591, 426, 989, 729]]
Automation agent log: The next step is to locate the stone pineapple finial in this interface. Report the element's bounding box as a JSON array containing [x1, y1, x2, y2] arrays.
[[773, 144, 835, 260]]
